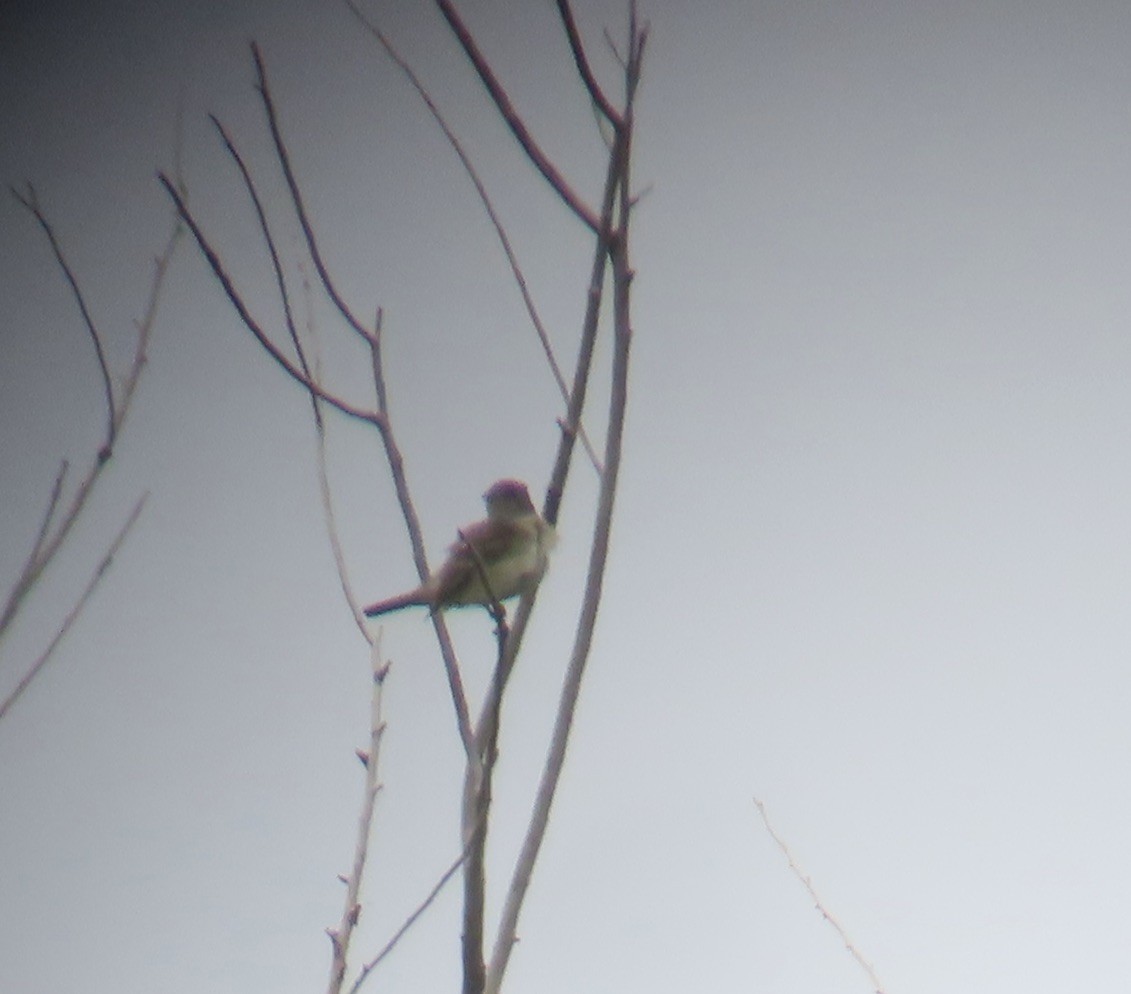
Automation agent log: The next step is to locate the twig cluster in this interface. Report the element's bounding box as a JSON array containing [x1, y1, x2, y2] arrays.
[[158, 3, 647, 993], [0, 187, 182, 721]]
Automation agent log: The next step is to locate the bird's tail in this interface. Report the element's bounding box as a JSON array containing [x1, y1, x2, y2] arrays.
[[362, 590, 428, 617]]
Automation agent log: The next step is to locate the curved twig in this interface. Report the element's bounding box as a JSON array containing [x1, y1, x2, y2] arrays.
[[10, 185, 117, 456], [554, 0, 623, 128], [433, 0, 600, 233], [251, 43, 374, 344], [0, 207, 181, 646], [156, 172, 384, 427]]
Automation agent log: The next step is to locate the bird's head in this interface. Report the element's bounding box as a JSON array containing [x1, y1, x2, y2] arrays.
[[484, 479, 536, 519]]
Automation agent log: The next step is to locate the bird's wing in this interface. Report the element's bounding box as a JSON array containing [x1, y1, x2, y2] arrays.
[[430, 518, 525, 605], [448, 518, 523, 563]]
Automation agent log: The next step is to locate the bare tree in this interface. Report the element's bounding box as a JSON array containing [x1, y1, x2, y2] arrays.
[[159, 3, 646, 991], [0, 185, 182, 722]]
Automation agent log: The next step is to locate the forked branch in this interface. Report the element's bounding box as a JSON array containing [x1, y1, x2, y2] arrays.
[[433, 0, 601, 233], [1, 196, 181, 714]]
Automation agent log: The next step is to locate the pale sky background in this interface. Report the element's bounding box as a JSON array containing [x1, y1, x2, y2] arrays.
[[3, 1, 1131, 992]]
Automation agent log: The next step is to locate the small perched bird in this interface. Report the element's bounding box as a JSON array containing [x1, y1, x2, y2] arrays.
[[363, 479, 555, 618]]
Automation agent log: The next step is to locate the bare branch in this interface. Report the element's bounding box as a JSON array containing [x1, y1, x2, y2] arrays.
[[348, 848, 468, 994], [364, 316, 476, 755], [754, 798, 888, 994], [541, 134, 619, 527], [23, 462, 69, 577], [250, 42, 374, 344], [156, 172, 384, 427], [486, 20, 645, 989], [0, 494, 148, 722], [290, 273, 375, 638], [10, 184, 117, 456], [433, 0, 601, 233], [0, 211, 181, 645], [326, 644, 390, 994], [459, 594, 512, 994], [554, 0, 623, 128], [209, 115, 309, 377], [344, 1, 602, 475]]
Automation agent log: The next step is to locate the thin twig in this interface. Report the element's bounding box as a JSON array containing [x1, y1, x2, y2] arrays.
[[0, 495, 148, 721], [294, 267, 374, 637], [754, 798, 888, 994], [348, 848, 469, 994], [364, 316, 476, 756], [326, 644, 390, 994], [250, 42, 373, 344], [344, 1, 602, 476], [0, 210, 181, 644], [540, 101, 621, 528], [458, 584, 511, 994], [156, 172, 384, 427], [433, 0, 600, 233], [23, 462, 69, 581], [10, 184, 117, 455], [554, 0, 623, 127], [209, 115, 308, 382]]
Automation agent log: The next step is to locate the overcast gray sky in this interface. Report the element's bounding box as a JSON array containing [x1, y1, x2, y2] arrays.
[[4, 2, 1131, 992]]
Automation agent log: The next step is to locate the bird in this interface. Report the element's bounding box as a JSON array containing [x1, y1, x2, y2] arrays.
[[363, 479, 555, 618]]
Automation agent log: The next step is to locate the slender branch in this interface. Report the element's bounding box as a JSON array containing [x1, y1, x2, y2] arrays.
[[485, 18, 645, 989], [118, 205, 182, 426], [326, 645, 390, 994], [10, 184, 117, 456], [348, 848, 469, 994], [0, 495, 148, 721], [344, 0, 602, 475], [554, 0, 623, 127], [459, 594, 511, 994], [432, 0, 600, 233], [0, 211, 181, 644], [156, 172, 384, 427], [23, 462, 69, 581], [365, 317, 476, 756], [250, 42, 373, 344], [541, 126, 620, 527], [754, 798, 887, 994], [460, 756, 489, 994]]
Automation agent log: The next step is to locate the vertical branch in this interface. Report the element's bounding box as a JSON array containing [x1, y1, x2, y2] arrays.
[[460, 753, 489, 994], [326, 645, 390, 994], [486, 14, 646, 991], [459, 605, 510, 994]]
